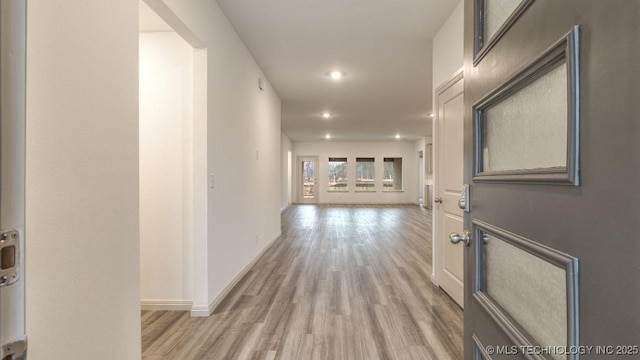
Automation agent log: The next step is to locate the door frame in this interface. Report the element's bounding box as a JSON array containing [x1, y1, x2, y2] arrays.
[[432, 68, 464, 286], [0, 0, 27, 356], [297, 156, 319, 204], [417, 149, 424, 206]]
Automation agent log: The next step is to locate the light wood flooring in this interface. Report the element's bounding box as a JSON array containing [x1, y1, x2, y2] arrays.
[[141, 205, 463, 359]]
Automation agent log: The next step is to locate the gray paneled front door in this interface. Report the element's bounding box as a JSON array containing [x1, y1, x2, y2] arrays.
[[461, 1, 640, 359]]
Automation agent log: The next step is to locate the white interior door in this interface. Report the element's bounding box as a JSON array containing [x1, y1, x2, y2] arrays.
[[434, 71, 464, 307], [298, 157, 318, 204], [0, 1, 27, 358]]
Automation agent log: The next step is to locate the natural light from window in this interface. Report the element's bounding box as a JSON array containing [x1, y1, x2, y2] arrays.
[[356, 157, 375, 191], [328, 157, 348, 191], [383, 157, 403, 191]]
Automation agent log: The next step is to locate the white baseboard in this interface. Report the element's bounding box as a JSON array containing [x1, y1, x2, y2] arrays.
[[190, 304, 210, 317], [191, 232, 282, 317], [141, 299, 193, 311]]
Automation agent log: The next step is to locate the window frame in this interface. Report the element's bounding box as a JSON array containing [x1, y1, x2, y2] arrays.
[[383, 157, 404, 192], [355, 157, 376, 192], [327, 157, 349, 192]]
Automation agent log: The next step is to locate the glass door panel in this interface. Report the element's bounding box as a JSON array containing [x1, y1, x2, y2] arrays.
[[302, 161, 315, 199]]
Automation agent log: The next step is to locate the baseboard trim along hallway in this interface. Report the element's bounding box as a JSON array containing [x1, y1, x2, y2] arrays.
[[190, 232, 283, 317], [141, 300, 193, 312]]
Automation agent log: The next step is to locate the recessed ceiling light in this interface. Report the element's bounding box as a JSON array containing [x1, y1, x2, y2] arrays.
[[395, 134, 401, 139], [325, 134, 331, 139], [322, 112, 331, 118], [329, 71, 343, 80]]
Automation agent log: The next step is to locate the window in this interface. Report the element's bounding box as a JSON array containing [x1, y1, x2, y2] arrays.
[[383, 157, 403, 191], [328, 157, 348, 191], [356, 157, 375, 191]]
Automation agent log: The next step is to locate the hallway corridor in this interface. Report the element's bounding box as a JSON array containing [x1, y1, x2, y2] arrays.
[[142, 205, 463, 359]]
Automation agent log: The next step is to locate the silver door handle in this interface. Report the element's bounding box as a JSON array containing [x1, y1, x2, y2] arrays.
[[449, 230, 471, 246], [434, 197, 443, 204]]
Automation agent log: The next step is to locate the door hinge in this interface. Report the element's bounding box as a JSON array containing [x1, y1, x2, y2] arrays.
[[1, 337, 27, 360], [0, 229, 20, 288]]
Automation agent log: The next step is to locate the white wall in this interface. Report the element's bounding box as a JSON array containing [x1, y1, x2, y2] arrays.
[[414, 137, 426, 154], [25, 0, 141, 358], [432, 0, 464, 90], [25, 0, 282, 357], [293, 141, 418, 204], [281, 132, 293, 210], [139, 32, 194, 308], [151, 0, 283, 308]]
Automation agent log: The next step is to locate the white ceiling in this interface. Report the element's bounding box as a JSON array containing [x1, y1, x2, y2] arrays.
[[141, 0, 459, 141], [215, 0, 458, 142]]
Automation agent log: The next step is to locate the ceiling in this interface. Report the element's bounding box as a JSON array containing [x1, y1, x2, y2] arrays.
[[215, 0, 457, 142], [141, 0, 458, 141]]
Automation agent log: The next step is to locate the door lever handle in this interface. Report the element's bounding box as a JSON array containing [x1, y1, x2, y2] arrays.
[[434, 197, 443, 204], [449, 230, 471, 246]]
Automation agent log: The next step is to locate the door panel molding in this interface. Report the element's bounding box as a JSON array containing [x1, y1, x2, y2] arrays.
[[472, 334, 494, 360], [465, 1, 640, 358], [472, 219, 579, 360], [474, 292, 548, 360], [474, 0, 535, 65], [473, 26, 580, 185]]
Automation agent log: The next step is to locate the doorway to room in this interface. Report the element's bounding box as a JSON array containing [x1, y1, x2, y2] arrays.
[[138, 0, 208, 314]]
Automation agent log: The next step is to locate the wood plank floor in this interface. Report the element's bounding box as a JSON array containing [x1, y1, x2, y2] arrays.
[[141, 205, 463, 359]]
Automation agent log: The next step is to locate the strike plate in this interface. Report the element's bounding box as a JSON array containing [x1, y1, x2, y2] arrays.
[[0, 230, 20, 288]]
